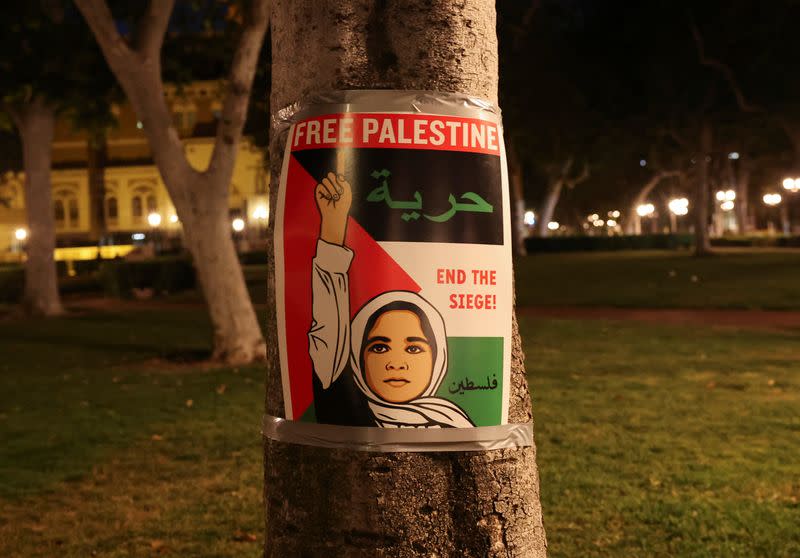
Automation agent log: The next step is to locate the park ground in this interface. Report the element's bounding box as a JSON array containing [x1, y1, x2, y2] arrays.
[[1, 249, 799, 557]]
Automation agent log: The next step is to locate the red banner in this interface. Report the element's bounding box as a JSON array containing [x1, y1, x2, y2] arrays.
[[291, 113, 501, 156]]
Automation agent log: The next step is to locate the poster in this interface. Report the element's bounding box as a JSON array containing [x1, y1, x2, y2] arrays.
[[274, 95, 512, 432]]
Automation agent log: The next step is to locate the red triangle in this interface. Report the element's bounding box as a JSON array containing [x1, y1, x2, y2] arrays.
[[282, 154, 420, 419]]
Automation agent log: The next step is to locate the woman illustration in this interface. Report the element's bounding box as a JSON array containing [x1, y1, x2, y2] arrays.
[[308, 171, 474, 428]]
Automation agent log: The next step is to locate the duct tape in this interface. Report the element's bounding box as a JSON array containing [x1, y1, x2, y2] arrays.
[[272, 89, 502, 135], [262, 415, 533, 453]]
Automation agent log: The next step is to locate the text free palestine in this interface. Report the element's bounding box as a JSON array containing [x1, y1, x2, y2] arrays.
[[292, 114, 501, 154]]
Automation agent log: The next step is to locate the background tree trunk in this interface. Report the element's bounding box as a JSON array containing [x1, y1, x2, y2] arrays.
[[11, 98, 64, 316], [507, 137, 528, 256], [264, 1, 546, 557], [734, 155, 751, 234], [694, 120, 713, 256], [536, 179, 562, 238], [180, 202, 265, 363], [76, 0, 269, 364], [87, 130, 107, 242]]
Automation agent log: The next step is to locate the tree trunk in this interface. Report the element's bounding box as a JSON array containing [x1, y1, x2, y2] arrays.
[[12, 99, 64, 316], [536, 179, 562, 237], [507, 137, 527, 256], [264, 2, 546, 557], [734, 156, 751, 234], [87, 130, 108, 242], [694, 120, 713, 256], [74, 0, 269, 364], [181, 203, 265, 364]]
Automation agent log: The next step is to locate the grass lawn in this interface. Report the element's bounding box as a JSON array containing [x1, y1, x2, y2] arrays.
[[515, 249, 800, 310], [1, 307, 798, 556], [523, 318, 800, 557]]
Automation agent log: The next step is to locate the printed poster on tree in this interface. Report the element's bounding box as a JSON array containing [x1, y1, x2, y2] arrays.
[[275, 102, 512, 431]]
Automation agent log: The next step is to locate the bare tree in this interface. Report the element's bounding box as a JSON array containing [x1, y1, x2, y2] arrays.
[[75, 0, 269, 363], [507, 137, 528, 255], [264, 1, 546, 556], [624, 170, 684, 235], [536, 157, 589, 237]]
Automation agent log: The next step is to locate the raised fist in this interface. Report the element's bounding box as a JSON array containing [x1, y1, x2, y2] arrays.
[[315, 172, 352, 246]]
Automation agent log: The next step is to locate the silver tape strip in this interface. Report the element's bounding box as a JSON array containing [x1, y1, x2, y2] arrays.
[[262, 415, 533, 453], [272, 90, 503, 134]]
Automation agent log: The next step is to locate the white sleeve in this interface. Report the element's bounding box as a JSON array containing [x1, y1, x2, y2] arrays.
[[308, 239, 354, 389]]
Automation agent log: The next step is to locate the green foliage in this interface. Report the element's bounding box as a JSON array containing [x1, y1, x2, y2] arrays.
[[99, 257, 196, 298], [0, 3, 119, 129]]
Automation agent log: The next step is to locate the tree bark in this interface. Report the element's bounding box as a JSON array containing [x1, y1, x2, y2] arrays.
[[87, 130, 107, 242], [264, 1, 546, 557], [536, 179, 562, 238], [10, 98, 64, 316], [75, 0, 269, 363], [733, 155, 751, 234], [507, 137, 527, 256], [694, 120, 713, 256]]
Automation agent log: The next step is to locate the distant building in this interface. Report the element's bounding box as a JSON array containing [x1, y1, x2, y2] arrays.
[[0, 80, 269, 261]]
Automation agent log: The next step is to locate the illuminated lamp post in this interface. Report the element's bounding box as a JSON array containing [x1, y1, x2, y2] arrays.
[[636, 203, 655, 234], [763, 193, 788, 235], [783, 178, 800, 233], [668, 198, 689, 233], [147, 212, 162, 254], [714, 190, 736, 235]]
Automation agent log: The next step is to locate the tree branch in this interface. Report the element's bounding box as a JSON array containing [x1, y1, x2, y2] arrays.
[[73, 0, 133, 69], [635, 169, 684, 205], [566, 162, 590, 188], [134, 0, 176, 57], [690, 19, 763, 114], [206, 0, 270, 185]]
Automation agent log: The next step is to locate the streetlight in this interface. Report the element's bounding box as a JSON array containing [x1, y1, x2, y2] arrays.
[[14, 228, 27, 241], [147, 212, 161, 254], [252, 205, 269, 221], [668, 198, 689, 216], [232, 217, 246, 232], [715, 189, 736, 202], [636, 203, 655, 217], [713, 190, 736, 235], [523, 210, 535, 226], [782, 178, 800, 193], [763, 193, 788, 234], [668, 198, 689, 233], [635, 203, 656, 235], [147, 212, 162, 227]]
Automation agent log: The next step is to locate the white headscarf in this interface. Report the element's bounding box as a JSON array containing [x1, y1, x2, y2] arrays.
[[349, 291, 474, 428]]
